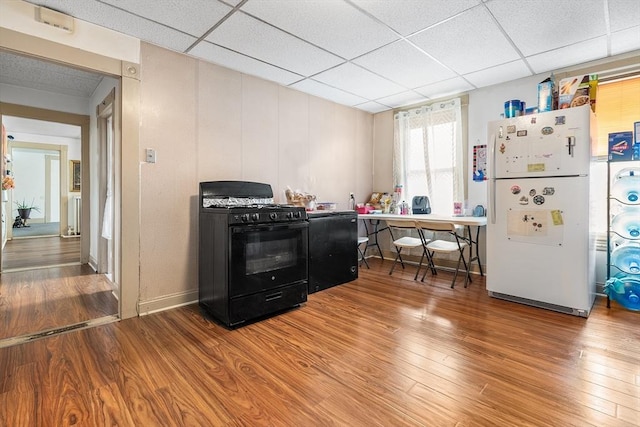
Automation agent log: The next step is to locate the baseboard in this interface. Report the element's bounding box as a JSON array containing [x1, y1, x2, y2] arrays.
[[137, 289, 198, 316]]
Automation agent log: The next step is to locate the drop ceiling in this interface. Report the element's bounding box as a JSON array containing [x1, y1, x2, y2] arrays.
[[5, 0, 640, 113]]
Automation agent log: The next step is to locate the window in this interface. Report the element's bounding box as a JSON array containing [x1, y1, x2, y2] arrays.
[[393, 98, 463, 215], [592, 75, 640, 240]]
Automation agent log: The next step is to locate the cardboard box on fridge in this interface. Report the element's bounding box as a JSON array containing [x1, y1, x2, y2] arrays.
[[537, 76, 557, 112], [558, 74, 597, 110]]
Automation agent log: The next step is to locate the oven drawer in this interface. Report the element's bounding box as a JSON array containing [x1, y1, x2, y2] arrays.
[[228, 281, 307, 327]]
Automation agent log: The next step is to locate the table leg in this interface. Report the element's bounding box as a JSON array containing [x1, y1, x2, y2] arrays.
[[362, 219, 385, 261], [464, 225, 484, 276]]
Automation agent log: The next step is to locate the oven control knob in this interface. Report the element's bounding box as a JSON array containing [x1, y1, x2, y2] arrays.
[[251, 213, 259, 221], [241, 214, 250, 222], [294, 211, 302, 218], [269, 212, 278, 220], [286, 211, 294, 219]]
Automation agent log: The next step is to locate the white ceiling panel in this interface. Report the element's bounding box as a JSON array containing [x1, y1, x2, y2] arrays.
[[290, 78, 369, 106], [414, 77, 475, 99], [608, 0, 640, 32], [374, 91, 430, 109], [241, 0, 398, 60], [350, 0, 481, 36], [100, 0, 232, 38], [0, 51, 102, 98], [611, 26, 640, 55], [486, 0, 607, 57], [353, 40, 457, 89], [29, 0, 196, 52], [353, 101, 392, 114], [464, 60, 532, 88], [526, 37, 609, 75], [312, 62, 407, 100], [189, 42, 303, 86], [2, 116, 80, 139], [409, 6, 519, 75], [205, 11, 344, 76], [12, 0, 640, 114]]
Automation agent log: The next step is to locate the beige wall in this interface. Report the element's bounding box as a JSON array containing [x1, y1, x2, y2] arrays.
[[137, 43, 374, 312]]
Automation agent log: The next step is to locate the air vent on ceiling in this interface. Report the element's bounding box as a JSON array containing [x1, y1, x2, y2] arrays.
[[35, 6, 74, 33]]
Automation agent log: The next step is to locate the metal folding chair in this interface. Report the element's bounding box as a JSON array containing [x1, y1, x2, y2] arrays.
[[357, 236, 370, 269], [415, 220, 470, 288], [386, 219, 429, 279]]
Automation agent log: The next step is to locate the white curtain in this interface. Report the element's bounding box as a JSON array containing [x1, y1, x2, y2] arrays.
[[393, 98, 463, 215]]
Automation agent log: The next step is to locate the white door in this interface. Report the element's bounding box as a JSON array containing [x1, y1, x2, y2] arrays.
[[489, 104, 593, 179]]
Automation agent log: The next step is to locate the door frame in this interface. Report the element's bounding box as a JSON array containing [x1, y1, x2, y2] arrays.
[[0, 26, 141, 319]]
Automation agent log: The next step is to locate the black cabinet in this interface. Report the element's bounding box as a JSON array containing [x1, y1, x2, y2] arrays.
[[308, 211, 358, 294]]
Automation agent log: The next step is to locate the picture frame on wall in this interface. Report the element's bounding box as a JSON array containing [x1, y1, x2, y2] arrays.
[[70, 160, 80, 192]]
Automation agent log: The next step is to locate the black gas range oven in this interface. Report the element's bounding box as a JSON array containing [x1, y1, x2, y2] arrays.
[[198, 181, 308, 328]]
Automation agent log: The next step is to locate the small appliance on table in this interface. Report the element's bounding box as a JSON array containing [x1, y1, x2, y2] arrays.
[[198, 181, 308, 328]]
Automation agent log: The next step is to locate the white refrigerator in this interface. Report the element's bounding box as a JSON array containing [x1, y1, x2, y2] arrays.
[[487, 104, 597, 317]]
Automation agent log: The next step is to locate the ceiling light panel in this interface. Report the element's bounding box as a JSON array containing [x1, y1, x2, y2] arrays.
[[485, 0, 607, 57], [241, 0, 398, 60], [409, 6, 519, 75], [353, 40, 457, 89], [100, 0, 232, 39], [25, 0, 196, 52], [526, 36, 608, 75], [189, 42, 303, 86], [289, 79, 369, 106], [205, 12, 344, 76], [350, 0, 481, 36], [312, 62, 407, 100]]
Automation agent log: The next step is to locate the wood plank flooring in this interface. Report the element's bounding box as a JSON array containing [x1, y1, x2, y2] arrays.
[[1, 258, 639, 426], [0, 264, 118, 340], [2, 236, 80, 270]]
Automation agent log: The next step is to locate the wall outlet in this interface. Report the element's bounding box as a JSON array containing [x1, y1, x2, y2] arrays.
[[145, 148, 156, 163]]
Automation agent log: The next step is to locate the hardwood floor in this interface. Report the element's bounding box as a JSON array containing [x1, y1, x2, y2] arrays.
[[2, 236, 80, 270], [1, 258, 639, 426], [0, 264, 118, 340]]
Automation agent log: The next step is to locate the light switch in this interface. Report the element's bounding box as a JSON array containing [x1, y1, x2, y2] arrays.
[[145, 148, 156, 163]]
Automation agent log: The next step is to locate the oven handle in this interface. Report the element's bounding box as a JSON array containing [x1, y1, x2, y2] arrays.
[[231, 221, 309, 234]]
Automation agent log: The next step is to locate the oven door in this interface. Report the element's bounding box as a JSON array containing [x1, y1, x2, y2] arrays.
[[229, 221, 308, 298]]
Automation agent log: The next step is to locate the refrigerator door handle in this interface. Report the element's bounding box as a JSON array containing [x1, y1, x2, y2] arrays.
[[489, 133, 497, 224], [566, 136, 576, 157]]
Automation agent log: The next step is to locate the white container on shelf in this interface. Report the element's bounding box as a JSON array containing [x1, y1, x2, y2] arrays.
[[611, 206, 640, 239], [611, 242, 640, 275], [611, 167, 640, 204]]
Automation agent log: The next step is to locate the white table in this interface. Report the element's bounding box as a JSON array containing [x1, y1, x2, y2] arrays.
[[358, 213, 487, 276]]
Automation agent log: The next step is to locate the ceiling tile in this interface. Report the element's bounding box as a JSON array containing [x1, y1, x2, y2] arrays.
[[526, 37, 608, 75], [204, 11, 344, 76], [611, 26, 640, 55], [485, 0, 607, 57], [189, 42, 303, 86], [608, 0, 640, 32], [0, 51, 102, 98], [353, 101, 391, 114], [289, 79, 368, 106], [100, 0, 232, 38], [414, 77, 474, 99], [464, 60, 531, 88], [26, 0, 196, 52], [241, 0, 399, 60], [350, 0, 481, 36], [409, 6, 519, 75], [352, 40, 457, 89], [374, 91, 430, 109], [312, 62, 407, 100]]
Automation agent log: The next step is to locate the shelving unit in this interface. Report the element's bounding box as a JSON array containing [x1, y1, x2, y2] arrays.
[[605, 160, 640, 310]]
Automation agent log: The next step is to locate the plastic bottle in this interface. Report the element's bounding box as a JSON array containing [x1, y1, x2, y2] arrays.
[[611, 242, 640, 274], [611, 168, 640, 204], [611, 207, 640, 239], [348, 193, 355, 210]]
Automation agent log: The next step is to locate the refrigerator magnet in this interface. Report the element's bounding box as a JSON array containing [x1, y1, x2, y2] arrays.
[[510, 185, 521, 194], [533, 195, 545, 205], [551, 210, 564, 225], [507, 125, 516, 133], [541, 126, 554, 135], [555, 116, 566, 125], [543, 187, 555, 195], [529, 189, 536, 196], [519, 196, 529, 205]]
